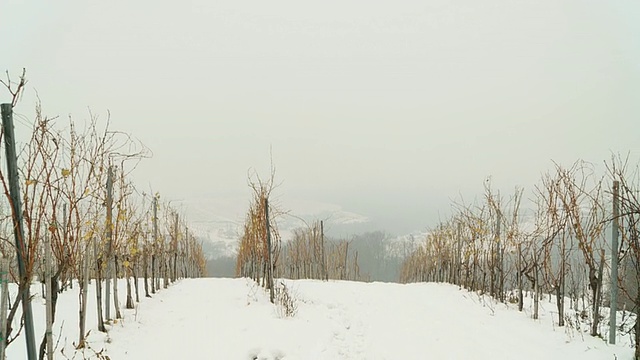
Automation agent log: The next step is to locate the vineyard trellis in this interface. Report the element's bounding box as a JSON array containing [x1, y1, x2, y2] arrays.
[[400, 157, 640, 358], [235, 166, 368, 306], [0, 71, 207, 360]]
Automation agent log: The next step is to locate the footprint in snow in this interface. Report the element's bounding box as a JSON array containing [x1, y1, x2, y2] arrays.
[[248, 348, 286, 360]]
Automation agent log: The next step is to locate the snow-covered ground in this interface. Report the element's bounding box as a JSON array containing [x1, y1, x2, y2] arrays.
[[5, 278, 632, 359]]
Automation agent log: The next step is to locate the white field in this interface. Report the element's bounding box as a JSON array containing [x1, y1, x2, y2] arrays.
[[3, 278, 633, 359]]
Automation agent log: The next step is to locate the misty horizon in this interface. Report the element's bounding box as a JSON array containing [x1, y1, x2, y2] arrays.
[[3, 0, 639, 237]]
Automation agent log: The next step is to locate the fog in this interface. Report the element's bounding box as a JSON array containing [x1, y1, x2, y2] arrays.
[[3, 0, 639, 235]]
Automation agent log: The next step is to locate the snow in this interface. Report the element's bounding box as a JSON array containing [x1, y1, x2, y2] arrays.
[[4, 278, 632, 359]]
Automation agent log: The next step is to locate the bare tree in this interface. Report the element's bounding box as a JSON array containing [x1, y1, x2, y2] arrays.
[[554, 161, 607, 336]]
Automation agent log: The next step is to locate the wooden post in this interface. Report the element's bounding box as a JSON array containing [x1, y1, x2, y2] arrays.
[[173, 213, 179, 282], [183, 226, 188, 278], [592, 249, 606, 336], [151, 196, 158, 293], [113, 253, 122, 319], [265, 197, 274, 303], [163, 236, 169, 289], [104, 166, 113, 320], [1, 103, 37, 360], [456, 222, 462, 285], [62, 203, 69, 290], [94, 238, 106, 332], [533, 241, 539, 320], [321, 221, 327, 281], [143, 233, 151, 297], [517, 242, 523, 312], [79, 242, 89, 347], [496, 210, 503, 302]]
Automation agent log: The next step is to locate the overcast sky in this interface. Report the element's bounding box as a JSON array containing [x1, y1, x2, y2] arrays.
[[3, 1, 640, 234]]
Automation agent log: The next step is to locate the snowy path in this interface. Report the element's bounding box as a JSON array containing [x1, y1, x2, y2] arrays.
[[103, 278, 630, 359]]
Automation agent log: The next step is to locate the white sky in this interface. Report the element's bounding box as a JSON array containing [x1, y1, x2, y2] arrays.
[[2, 1, 640, 234]]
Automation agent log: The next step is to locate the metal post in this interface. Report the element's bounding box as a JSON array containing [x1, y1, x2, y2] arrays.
[[1, 103, 37, 360], [104, 166, 113, 320], [265, 197, 274, 303], [0, 256, 9, 360], [45, 233, 53, 359], [610, 180, 620, 344]]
